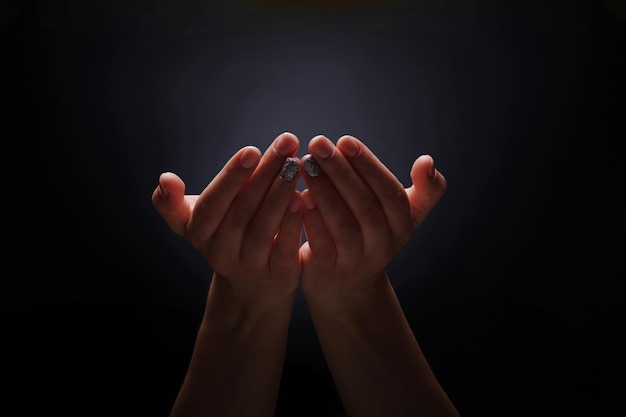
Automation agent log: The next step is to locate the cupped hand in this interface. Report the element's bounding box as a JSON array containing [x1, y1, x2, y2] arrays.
[[151, 132, 304, 302], [298, 135, 447, 307]]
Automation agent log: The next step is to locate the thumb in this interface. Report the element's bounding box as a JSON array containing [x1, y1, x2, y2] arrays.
[[151, 171, 191, 237], [405, 155, 447, 228]]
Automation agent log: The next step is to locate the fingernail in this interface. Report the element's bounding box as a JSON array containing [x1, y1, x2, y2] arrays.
[[303, 155, 321, 177], [275, 135, 297, 157], [340, 138, 360, 158], [428, 157, 435, 180], [240, 147, 261, 169], [288, 192, 301, 213], [312, 137, 334, 159], [159, 183, 169, 198], [279, 157, 299, 182]]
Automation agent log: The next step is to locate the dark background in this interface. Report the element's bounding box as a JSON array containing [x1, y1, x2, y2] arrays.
[[2, 1, 624, 416]]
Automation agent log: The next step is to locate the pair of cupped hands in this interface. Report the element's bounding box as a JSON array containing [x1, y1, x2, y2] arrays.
[[152, 132, 447, 307]]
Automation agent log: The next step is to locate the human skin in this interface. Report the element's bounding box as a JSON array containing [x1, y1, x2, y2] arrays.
[[152, 132, 303, 417], [299, 135, 459, 417], [152, 132, 459, 417]]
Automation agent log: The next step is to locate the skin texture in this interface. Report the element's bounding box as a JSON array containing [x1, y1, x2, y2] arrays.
[[299, 134, 445, 302], [152, 132, 459, 417], [299, 135, 457, 417], [152, 133, 303, 417]]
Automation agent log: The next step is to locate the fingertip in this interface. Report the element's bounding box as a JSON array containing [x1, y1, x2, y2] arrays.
[[337, 135, 361, 158], [416, 154, 447, 191], [274, 132, 300, 157], [309, 135, 334, 160], [338, 134, 357, 140], [159, 171, 177, 181], [411, 154, 436, 180], [436, 167, 447, 191], [158, 183, 169, 198], [309, 134, 329, 144], [337, 134, 360, 146], [240, 146, 262, 169], [307, 134, 328, 151], [279, 131, 299, 142], [153, 172, 174, 209], [406, 155, 448, 227], [156, 172, 186, 202], [410, 155, 447, 197], [426, 156, 436, 179], [157, 172, 178, 198]]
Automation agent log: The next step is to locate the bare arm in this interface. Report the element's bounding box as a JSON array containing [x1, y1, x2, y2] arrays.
[[304, 274, 459, 417], [169, 275, 296, 417], [300, 135, 459, 417], [152, 132, 303, 417]]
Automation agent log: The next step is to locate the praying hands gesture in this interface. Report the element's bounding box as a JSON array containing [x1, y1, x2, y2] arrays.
[[152, 132, 459, 417]]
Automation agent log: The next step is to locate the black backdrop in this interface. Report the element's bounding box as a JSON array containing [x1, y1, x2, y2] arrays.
[[3, 1, 625, 416]]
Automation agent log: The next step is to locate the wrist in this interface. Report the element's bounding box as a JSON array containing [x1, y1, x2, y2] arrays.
[[302, 271, 390, 319], [203, 272, 297, 331]]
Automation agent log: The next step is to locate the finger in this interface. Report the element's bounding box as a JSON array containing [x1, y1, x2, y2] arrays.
[[186, 145, 262, 243], [269, 191, 303, 270], [301, 151, 362, 252], [336, 135, 413, 236], [151, 172, 192, 237], [306, 135, 388, 244], [241, 157, 302, 265], [301, 189, 336, 266], [405, 154, 447, 228], [213, 132, 299, 253]]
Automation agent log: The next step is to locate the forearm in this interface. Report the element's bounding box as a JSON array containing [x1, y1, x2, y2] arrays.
[[169, 273, 296, 417], [305, 275, 460, 417]]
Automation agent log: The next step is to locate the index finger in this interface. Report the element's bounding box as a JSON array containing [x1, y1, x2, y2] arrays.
[[335, 135, 414, 236], [186, 145, 261, 243]]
